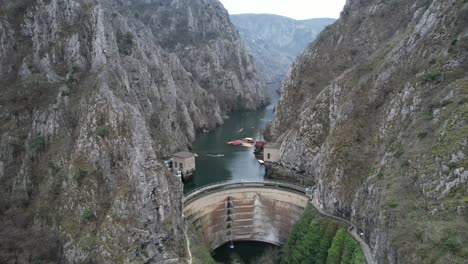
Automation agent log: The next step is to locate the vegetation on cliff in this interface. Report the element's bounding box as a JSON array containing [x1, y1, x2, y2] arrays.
[[281, 206, 365, 264]]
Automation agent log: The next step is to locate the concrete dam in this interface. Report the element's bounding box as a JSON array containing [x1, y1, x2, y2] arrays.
[[183, 181, 310, 251]]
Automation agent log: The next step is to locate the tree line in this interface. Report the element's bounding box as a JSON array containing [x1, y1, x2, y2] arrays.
[[281, 206, 365, 264]]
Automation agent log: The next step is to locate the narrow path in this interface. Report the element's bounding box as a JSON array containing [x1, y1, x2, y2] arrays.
[[183, 221, 193, 264], [308, 200, 376, 264]]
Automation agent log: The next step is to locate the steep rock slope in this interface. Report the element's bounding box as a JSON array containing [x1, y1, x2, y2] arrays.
[[230, 14, 335, 83], [0, 0, 264, 263], [136, 0, 268, 112], [270, 0, 467, 263]]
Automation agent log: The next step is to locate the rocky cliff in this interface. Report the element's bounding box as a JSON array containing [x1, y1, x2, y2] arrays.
[[137, 0, 267, 112], [270, 0, 467, 263], [230, 14, 335, 83], [0, 0, 265, 263]]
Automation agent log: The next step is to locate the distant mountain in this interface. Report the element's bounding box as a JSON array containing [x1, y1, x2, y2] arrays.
[[230, 14, 335, 83]]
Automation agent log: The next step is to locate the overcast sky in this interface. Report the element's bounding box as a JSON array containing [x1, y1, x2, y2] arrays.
[[218, 0, 346, 20]]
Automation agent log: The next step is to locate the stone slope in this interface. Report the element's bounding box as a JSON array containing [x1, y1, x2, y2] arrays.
[[0, 0, 264, 263], [230, 14, 335, 83], [270, 0, 467, 263]]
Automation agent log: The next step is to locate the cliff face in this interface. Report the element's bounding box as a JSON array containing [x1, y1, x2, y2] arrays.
[[135, 0, 268, 112], [0, 0, 264, 263], [270, 0, 467, 263], [230, 14, 335, 83]]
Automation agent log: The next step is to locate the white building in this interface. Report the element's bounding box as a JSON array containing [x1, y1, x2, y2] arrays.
[[172, 151, 195, 181], [264, 143, 280, 162]]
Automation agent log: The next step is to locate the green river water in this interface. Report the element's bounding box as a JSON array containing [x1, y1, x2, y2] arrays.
[[184, 84, 280, 263], [183, 84, 279, 194]]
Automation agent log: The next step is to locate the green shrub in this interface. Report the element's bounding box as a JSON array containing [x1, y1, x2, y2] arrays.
[[441, 99, 453, 107], [95, 126, 109, 137], [117, 31, 134, 56], [447, 162, 458, 170], [48, 160, 60, 175], [30, 136, 46, 152], [96, 112, 106, 126], [444, 238, 460, 253], [75, 169, 87, 186], [383, 200, 398, 208], [422, 71, 442, 83], [417, 131, 428, 139], [401, 160, 410, 167], [81, 209, 94, 222]]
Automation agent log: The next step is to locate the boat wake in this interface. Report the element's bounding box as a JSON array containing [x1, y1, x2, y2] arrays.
[[206, 154, 225, 157]]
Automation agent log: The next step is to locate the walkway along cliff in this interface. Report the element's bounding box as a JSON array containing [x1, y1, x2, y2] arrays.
[[269, 0, 467, 263]]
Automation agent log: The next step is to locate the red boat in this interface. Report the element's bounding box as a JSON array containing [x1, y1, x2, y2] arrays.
[[255, 141, 264, 147], [226, 140, 243, 146]]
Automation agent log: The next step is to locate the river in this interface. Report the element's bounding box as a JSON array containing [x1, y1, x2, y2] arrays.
[[184, 83, 280, 263]]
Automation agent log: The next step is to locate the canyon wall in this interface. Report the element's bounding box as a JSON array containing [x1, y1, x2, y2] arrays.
[[0, 0, 265, 263], [270, 0, 467, 263]]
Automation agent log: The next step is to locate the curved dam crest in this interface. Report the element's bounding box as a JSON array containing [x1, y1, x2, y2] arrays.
[[183, 181, 310, 251]]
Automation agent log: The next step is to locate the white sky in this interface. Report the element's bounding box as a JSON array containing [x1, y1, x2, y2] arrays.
[[218, 0, 346, 20]]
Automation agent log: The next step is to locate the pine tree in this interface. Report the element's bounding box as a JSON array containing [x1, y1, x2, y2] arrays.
[[326, 228, 347, 264]]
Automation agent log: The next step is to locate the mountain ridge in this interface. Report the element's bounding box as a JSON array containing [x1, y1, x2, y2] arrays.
[[230, 14, 335, 83]]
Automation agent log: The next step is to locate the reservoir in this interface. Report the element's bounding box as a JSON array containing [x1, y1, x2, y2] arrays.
[[184, 84, 280, 263], [183, 83, 279, 193]]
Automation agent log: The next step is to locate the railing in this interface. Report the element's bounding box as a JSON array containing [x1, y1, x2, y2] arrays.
[[183, 180, 309, 204]]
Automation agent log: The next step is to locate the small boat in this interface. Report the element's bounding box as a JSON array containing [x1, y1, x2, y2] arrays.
[[243, 137, 255, 143], [227, 140, 243, 145], [238, 128, 244, 132], [241, 142, 254, 148], [257, 159, 265, 165]]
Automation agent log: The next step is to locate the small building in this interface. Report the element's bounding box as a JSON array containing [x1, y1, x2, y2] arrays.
[[264, 143, 280, 162], [172, 151, 195, 181]]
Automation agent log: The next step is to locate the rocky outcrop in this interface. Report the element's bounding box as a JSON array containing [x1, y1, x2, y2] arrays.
[[230, 14, 335, 83], [270, 0, 467, 263], [0, 0, 265, 263]]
